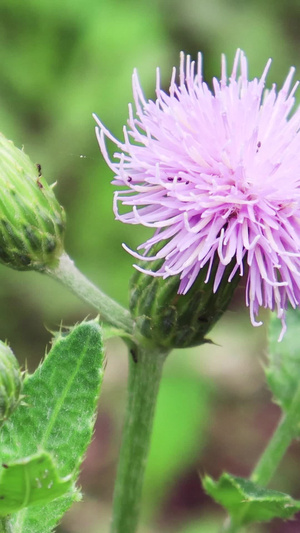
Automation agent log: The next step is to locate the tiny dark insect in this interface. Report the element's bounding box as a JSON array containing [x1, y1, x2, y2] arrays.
[[130, 348, 138, 363], [2, 464, 8, 469], [36, 163, 43, 189], [36, 163, 42, 177], [197, 316, 209, 323]]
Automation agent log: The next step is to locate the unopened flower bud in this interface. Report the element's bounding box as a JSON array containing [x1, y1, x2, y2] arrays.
[[0, 133, 65, 271], [0, 341, 23, 423], [130, 252, 241, 349]]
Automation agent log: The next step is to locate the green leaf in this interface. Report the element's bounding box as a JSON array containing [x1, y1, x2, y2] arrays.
[[267, 308, 300, 411], [0, 452, 72, 516], [203, 473, 300, 525], [10, 492, 81, 533], [0, 319, 104, 532]]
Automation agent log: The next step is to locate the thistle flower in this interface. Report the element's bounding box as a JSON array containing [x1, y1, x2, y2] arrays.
[[94, 50, 300, 340]]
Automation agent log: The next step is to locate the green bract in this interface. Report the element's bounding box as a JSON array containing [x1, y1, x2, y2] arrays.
[[0, 341, 22, 423], [0, 133, 65, 271], [130, 251, 240, 349]]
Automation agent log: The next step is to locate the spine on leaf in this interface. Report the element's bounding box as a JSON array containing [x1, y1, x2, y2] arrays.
[[0, 133, 65, 271]]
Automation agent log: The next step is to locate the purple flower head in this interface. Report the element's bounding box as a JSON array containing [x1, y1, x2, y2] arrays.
[[94, 50, 300, 340]]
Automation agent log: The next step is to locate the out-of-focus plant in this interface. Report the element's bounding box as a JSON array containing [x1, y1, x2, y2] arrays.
[[1, 48, 300, 533]]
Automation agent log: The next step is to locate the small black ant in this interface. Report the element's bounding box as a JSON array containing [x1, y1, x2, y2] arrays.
[[130, 348, 138, 363], [36, 163, 43, 189]]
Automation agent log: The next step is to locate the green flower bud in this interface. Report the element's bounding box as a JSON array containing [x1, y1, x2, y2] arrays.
[[130, 252, 241, 350], [0, 341, 23, 423], [0, 132, 65, 271]]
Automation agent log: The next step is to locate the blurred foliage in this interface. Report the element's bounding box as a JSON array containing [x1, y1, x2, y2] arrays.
[[1, 0, 300, 532], [267, 307, 300, 414], [143, 372, 210, 515]]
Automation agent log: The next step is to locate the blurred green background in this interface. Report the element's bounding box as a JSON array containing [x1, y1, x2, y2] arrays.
[[1, 0, 300, 531]]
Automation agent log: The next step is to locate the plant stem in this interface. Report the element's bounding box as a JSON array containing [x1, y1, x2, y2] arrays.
[[223, 383, 300, 533], [221, 518, 247, 533], [110, 347, 168, 533], [250, 411, 297, 486], [251, 380, 300, 487], [46, 252, 133, 334]]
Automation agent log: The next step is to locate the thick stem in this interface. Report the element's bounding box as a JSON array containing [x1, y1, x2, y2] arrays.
[[110, 347, 168, 533], [46, 253, 133, 334]]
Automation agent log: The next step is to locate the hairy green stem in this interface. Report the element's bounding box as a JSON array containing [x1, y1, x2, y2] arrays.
[[221, 519, 247, 533], [250, 411, 297, 486], [110, 347, 168, 533], [224, 383, 300, 533], [46, 252, 133, 334], [0, 518, 13, 533]]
